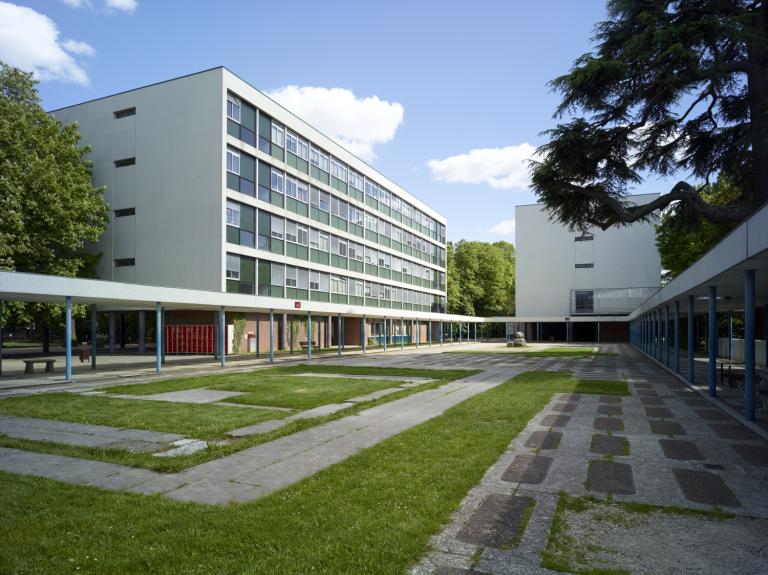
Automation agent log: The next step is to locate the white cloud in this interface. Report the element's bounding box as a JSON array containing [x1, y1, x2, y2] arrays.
[[61, 0, 87, 7], [0, 2, 90, 85], [63, 39, 95, 56], [490, 218, 516, 236], [426, 143, 536, 189], [105, 0, 137, 11], [266, 85, 404, 163]]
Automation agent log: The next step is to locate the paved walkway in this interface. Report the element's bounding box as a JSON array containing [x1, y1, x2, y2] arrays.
[[0, 367, 518, 504], [412, 345, 768, 575]]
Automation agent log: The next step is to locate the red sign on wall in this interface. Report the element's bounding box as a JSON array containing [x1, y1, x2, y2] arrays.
[[294, 301, 301, 309]]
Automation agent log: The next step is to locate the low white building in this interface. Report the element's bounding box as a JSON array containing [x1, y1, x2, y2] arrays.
[[513, 194, 662, 341]]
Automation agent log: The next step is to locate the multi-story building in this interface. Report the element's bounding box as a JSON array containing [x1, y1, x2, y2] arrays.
[[513, 195, 661, 342], [50, 67, 448, 350]]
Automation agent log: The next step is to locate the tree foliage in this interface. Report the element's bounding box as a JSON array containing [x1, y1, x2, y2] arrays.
[[655, 175, 740, 281], [530, 0, 768, 231], [0, 62, 108, 328], [446, 240, 515, 316]]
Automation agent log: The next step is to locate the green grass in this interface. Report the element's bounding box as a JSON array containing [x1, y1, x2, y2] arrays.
[[0, 366, 478, 472], [0, 340, 41, 348], [0, 370, 626, 575], [541, 492, 733, 573], [0, 394, 284, 440]]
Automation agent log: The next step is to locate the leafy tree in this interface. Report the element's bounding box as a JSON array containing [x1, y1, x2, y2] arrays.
[[0, 62, 108, 339], [530, 0, 768, 231], [447, 240, 515, 316], [655, 175, 740, 281]]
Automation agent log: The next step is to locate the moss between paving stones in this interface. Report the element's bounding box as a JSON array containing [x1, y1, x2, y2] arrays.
[[1, 371, 627, 574]]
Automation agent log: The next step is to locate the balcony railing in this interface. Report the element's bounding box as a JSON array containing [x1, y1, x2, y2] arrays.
[[570, 287, 657, 316]]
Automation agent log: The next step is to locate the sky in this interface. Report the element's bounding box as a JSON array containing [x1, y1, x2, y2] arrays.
[[0, 0, 668, 245]]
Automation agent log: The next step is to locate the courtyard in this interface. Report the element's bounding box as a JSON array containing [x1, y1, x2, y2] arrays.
[[1, 343, 765, 574]]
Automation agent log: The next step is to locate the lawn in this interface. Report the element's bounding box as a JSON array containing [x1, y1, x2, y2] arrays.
[[0, 393, 284, 440], [0, 371, 627, 575]]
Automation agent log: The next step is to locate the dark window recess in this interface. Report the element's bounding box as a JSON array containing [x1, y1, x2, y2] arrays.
[[575, 263, 594, 268], [114, 258, 135, 267], [114, 157, 136, 167], [114, 107, 136, 119], [575, 233, 594, 242], [114, 207, 136, 217]]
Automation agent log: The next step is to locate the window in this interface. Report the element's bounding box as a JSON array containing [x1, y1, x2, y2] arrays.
[[365, 212, 377, 231], [348, 169, 363, 190], [286, 177, 297, 199], [114, 107, 135, 119], [310, 147, 329, 171], [297, 180, 309, 202], [330, 158, 347, 181], [319, 191, 330, 212], [271, 169, 283, 193], [285, 131, 298, 155], [114, 207, 135, 217], [227, 94, 241, 122], [286, 221, 298, 243], [286, 266, 297, 287], [354, 280, 364, 297], [271, 215, 284, 240], [297, 224, 308, 246], [297, 268, 309, 290], [226, 254, 240, 279], [114, 157, 135, 168], [379, 188, 390, 206], [310, 228, 320, 249], [392, 256, 402, 272], [365, 179, 377, 198], [365, 246, 377, 265], [575, 290, 594, 313], [271, 263, 285, 287], [349, 241, 364, 261], [297, 137, 309, 160], [377, 219, 388, 236], [331, 196, 347, 219], [349, 206, 363, 226], [402, 202, 412, 219], [331, 275, 348, 295], [392, 226, 402, 243], [226, 201, 240, 226], [226, 149, 240, 174], [114, 258, 135, 267], [575, 263, 594, 268], [310, 270, 320, 291], [319, 232, 329, 252], [332, 236, 347, 257], [575, 232, 594, 242], [271, 122, 284, 147], [391, 196, 401, 214]]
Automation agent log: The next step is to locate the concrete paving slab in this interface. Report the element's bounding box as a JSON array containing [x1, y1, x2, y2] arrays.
[[456, 494, 535, 548], [640, 396, 665, 406], [590, 434, 628, 456], [551, 402, 576, 413], [599, 396, 622, 404], [540, 414, 570, 428], [644, 406, 674, 418], [650, 420, 686, 436], [658, 439, 705, 460], [501, 455, 552, 484], [673, 468, 741, 507], [709, 423, 757, 440], [524, 431, 562, 450], [593, 417, 624, 432], [588, 460, 635, 495], [731, 444, 768, 467], [597, 404, 623, 416], [695, 408, 731, 421], [128, 389, 245, 404]]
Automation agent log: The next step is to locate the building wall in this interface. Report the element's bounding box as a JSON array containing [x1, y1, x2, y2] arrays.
[[51, 69, 225, 291], [515, 195, 661, 318]]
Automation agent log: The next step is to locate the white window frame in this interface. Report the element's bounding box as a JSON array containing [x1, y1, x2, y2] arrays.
[[286, 266, 297, 287], [226, 201, 241, 227], [226, 253, 240, 279], [227, 94, 241, 123], [271, 168, 284, 193], [271, 122, 284, 148], [226, 148, 240, 175], [330, 158, 347, 182], [271, 215, 284, 240], [285, 131, 298, 155], [286, 220, 298, 243], [297, 224, 309, 246]]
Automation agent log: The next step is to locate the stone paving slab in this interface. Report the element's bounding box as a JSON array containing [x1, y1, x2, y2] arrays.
[[659, 439, 705, 460], [731, 444, 768, 467], [709, 423, 756, 440], [650, 420, 686, 436], [645, 406, 674, 418], [540, 414, 570, 428], [587, 460, 636, 495], [456, 493, 535, 548], [593, 417, 623, 432], [501, 455, 552, 484], [117, 388, 246, 404], [524, 431, 561, 450], [0, 415, 185, 452], [291, 372, 434, 384], [590, 434, 628, 456], [673, 468, 741, 507]]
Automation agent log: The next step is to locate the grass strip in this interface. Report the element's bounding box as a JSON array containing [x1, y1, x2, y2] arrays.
[[0, 371, 625, 575]]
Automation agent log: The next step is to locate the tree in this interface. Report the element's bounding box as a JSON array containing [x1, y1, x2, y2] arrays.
[[0, 62, 108, 337], [655, 175, 740, 281], [530, 0, 767, 232], [447, 240, 515, 316]]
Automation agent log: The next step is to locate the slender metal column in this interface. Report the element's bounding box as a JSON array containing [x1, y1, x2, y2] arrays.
[[65, 296, 72, 382], [256, 312, 260, 357], [450, 321, 453, 343], [428, 321, 432, 347], [90, 305, 97, 369], [282, 313, 288, 351], [383, 318, 388, 351], [337, 314, 342, 356], [727, 310, 733, 360], [597, 321, 601, 344], [708, 286, 717, 397], [687, 296, 695, 383], [361, 316, 366, 353], [459, 322, 462, 343], [290, 315, 294, 354], [440, 321, 443, 346], [138, 310, 145, 354], [156, 303, 163, 373], [400, 318, 404, 350], [416, 320, 420, 348], [674, 300, 680, 373], [219, 306, 225, 368], [108, 312, 116, 354], [307, 311, 312, 359], [664, 305, 670, 366], [657, 309, 663, 359], [744, 270, 756, 421], [269, 309, 274, 364]]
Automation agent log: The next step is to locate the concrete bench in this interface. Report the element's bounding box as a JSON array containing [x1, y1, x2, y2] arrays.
[[23, 359, 56, 374], [298, 341, 319, 351]]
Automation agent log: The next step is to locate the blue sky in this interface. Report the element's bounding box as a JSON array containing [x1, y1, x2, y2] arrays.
[[0, 0, 667, 244]]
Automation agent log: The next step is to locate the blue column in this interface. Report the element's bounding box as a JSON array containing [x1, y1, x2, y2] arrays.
[[657, 310, 663, 360], [256, 313, 260, 358], [428, 321, 432, 347], [400, 318, 404, 350], [90, 305, 97, 369], [416, 320, 420, 348], [219, 306, 226, 368], [459, 322, 462, 343], [687, 296, 695, 383], [307, 311, 312, 359], [727, 310, 733, 360], [664, 305, 670, 366], [744, 270, 756, 421], [597, 321, 601, 344], [450, 321, 453, 343], [64, 296, 72, 382], [337, 314, 342, 356], [290, 316, 294, 354], [383, 318, 388, 351], [708, 286, 717, 397], [269, 309, 274, 364], [440, 321, 443, 346], [156, 303, 163, 373], [674, 301, 680, 373], [361, 316, 366, 353]]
